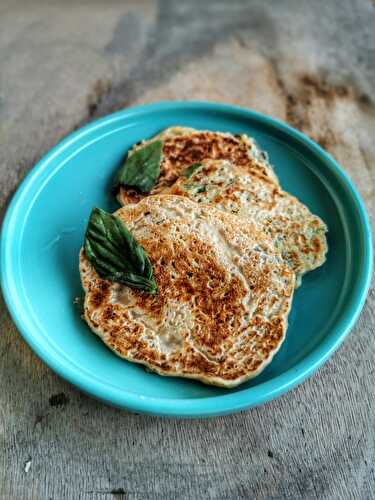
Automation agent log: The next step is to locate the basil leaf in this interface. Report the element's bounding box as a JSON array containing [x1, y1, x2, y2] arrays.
[[84, 207, 158, 294], [113, 140, 163, 193], [182, 163, 203, 178]]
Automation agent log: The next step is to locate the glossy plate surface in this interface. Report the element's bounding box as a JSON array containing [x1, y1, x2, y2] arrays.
[[1, 102, 372, 417]]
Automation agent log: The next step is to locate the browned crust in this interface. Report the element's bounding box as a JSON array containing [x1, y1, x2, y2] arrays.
[[117, 128, 279, 205], [80, 195, 295, 388]]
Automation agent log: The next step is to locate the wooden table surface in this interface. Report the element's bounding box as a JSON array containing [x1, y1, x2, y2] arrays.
[[0, 1, 374, 499]]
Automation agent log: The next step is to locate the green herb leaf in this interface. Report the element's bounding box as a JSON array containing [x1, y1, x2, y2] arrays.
[[182, 163, 203, 178], [113, 140, 163, 193], [84, 207, 158, 294], [185, 183, 206, 194]]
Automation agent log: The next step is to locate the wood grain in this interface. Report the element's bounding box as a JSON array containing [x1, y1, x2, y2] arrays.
[[0, 1, 374, 499]]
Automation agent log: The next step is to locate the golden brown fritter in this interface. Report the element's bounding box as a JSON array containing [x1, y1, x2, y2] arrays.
[[80, 195, 295, 387], [117, 127, 279, 205]]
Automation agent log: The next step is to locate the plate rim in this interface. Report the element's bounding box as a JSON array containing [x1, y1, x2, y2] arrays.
[[1, 100, 373, 417]]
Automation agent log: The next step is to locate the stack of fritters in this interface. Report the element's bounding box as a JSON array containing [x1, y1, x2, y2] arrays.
[[80, 127, 327, 387]]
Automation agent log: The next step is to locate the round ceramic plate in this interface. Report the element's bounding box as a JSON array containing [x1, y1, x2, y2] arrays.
[[1, 102, 372, 417]]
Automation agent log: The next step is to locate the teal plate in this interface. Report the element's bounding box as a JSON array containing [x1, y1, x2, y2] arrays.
[[1, 102, 372, 417]]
